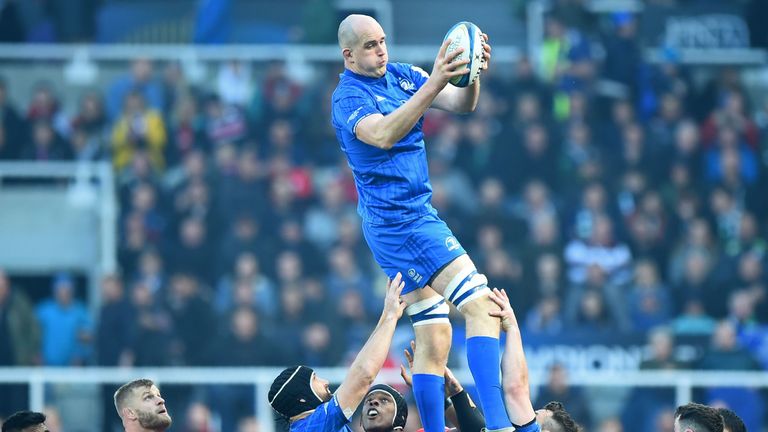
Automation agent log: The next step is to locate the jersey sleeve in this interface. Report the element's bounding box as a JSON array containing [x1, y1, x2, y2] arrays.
[[333, 87, 380, 136], [295, 395, 351, 432]]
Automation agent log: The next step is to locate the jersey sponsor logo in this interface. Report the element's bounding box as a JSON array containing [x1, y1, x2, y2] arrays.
[[399, 78, 415, 91], [407, 268, 423, 284], [445, 236, 460, 251], [347, 106, 363, 123]]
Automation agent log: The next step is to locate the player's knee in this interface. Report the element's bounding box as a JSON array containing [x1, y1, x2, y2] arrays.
[[444, 265, 491, 312], [459, 294, 497, 321]]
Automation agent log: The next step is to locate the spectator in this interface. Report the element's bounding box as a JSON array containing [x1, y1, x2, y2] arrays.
[[602, 12, 641, 98], [35, 273, 92, 366], [111, 91, 167, 172], [304, 177, 357, 249], [564, 214, 633, 286], [216, 146, 268, 221], [514, 180, 558, 237], [673, 250, 722, 317], [0, 76, 26, 159], [169, 217, 214, 285], [26, 83, 69, 137], [699, 320, 760, 371], [559, 121, 602, 189], [182, 402, 217, 432], [20, 120, 72, 160], [671, 298, 717, 336], [96, 274, 135, 432], [524, 294, 564, 335], [134, 248, 167, 296], [214, 306, 283, 366], [107, 59, 164, 120], [627, 260, 673, 331], [300, 321, 341, 366], [565, 272, 622, 333], [325, 246, 375, 314], [167, 95, 207, 166], [210, 306, 282, 431], [166, 273, 216, 365], [668, 218, 717, 287], [0, 269, 40, 366], [625, 191, 670, 270], [71, 91, 108, 144], [129, 281, 173, 366], [95, 275, 133, 366], [0, 0, 24, 42], [701, 90, 759, 149], [217, 61, 254, 107], [203, 93, 248, 147], [215, 251, 277, 318], [533, 363, 593, 429]]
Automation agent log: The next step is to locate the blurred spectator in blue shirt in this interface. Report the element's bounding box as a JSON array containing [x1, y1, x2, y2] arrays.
[[36, 273, 92, 365], [627, 260, 673, 331], [107, 59, 165, 120]]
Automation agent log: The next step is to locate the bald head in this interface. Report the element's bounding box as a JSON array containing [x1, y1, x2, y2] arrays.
[[337, 14, 381, 49]]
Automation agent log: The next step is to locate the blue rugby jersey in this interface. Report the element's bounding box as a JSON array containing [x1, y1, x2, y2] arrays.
[[290, 395, 353, 432], [331, 63, 437, 225]]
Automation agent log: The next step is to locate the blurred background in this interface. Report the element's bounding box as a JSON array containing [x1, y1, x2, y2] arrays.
[[0, 0, 767, 431]]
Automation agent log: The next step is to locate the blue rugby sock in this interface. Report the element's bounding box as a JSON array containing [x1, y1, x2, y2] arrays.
[[467, 336, 512, 430], [412, 374, 446, 432]]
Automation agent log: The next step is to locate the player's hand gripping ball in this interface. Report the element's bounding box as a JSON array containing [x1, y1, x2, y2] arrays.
[[443, 21, 485, 87]]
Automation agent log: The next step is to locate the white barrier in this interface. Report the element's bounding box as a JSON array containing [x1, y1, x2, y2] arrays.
[[1, 367, 767, 432]]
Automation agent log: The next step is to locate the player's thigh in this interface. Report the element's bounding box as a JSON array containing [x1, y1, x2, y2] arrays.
[[402, 284, 441, 306], [429, 254, 477, 297], [362, 214, 466, 295]]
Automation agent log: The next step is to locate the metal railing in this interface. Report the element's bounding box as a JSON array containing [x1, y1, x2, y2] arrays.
[[2, 367, 767, 432]]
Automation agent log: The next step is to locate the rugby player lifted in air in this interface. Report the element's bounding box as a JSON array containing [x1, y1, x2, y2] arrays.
[[331, 13, 509, 432]]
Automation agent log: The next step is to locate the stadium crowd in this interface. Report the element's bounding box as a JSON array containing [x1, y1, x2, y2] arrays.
[[0, 8, 767, 432]]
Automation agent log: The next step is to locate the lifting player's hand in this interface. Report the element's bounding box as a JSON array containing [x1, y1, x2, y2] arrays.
[[383, 272, 407, 321], [487, 288, 519, 332], [480, 33, 491, 71], [428, 38, 471, 89], [400, 339, 464, 398]]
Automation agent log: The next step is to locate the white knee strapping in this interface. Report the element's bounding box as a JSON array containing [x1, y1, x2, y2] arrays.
[[443, 266, 490, 311], [405, 296, 450, 327]]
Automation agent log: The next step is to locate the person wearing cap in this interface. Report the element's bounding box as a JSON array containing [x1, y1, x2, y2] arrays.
[[268, 273, 406, 432]]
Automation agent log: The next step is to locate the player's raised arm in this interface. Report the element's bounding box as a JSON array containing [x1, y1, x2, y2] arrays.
[[432, 33, 491, 114], [334, 273, 406, 416], [354, 38, 469, 150], [487, 288, 537, 428]]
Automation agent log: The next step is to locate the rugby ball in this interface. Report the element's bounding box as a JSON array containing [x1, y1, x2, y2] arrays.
[[443, 21, 484, 87]]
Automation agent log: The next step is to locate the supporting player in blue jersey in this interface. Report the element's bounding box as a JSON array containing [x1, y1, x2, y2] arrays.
[[331, 14, 510, 432], [268, 274, 405, 432]]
